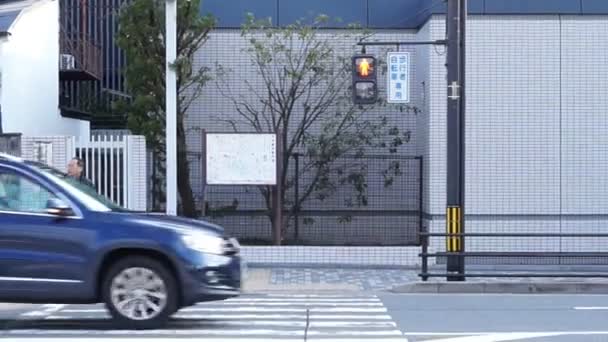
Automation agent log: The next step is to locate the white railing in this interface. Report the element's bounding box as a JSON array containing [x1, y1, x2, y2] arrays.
[[20, 134, 147, 211], [74, 135, 147, 211], [75, 135, 127, 207]]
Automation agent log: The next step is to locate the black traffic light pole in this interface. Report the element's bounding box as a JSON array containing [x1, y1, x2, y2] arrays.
[[446, 0, 467, 281], [355, 0, 467, 281]]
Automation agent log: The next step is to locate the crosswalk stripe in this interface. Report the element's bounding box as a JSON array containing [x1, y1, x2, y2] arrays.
[[62, 307, 387, 313], [3, 336, 408, 342], [14, 294, 404, 340], [39, 318, 396, 328], [225, 298, 381, 302], [202, 302, 385, 306], [44, 313, 395, 320], [181, 307, 388, 312], [7, 329, 404, 337], [1, 339, 408, 342], [246, 294, 378, 297]]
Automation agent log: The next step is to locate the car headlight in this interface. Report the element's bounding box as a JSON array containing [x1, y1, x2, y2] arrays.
[[181, 232, 225, 255]]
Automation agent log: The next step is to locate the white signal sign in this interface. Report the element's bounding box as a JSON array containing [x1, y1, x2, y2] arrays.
[[387, 52, 410, 104]]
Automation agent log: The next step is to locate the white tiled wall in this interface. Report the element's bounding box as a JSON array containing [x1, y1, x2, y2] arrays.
[[465, 16, 561, 216], [21, 136, 74, 171], [560, 16, 608, 215], [242, 246, 421, 267], [423, 14, 608, 261]]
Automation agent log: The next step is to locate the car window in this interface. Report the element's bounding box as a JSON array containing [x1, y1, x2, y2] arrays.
[[0, 170, 56, 214], [24, 161, 123, 212]]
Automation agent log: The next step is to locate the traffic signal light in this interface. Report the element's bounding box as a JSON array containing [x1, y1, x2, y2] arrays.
[[352, 55, 377, 105]]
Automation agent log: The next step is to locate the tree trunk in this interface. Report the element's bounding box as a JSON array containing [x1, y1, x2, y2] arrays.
[[177, 119, 197, 218]]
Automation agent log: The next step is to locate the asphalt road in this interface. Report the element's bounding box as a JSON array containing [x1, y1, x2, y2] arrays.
[[379, 293, 608, 341], [1, 293, 608, 341]]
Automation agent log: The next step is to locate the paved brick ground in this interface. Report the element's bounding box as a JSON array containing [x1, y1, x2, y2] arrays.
[[243, 266, 608, 293], [270, 268, 419, 291], [244, 267, 420, 293]]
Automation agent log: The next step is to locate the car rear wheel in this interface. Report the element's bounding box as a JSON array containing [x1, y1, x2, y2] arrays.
[[103, 256, 178, 329]]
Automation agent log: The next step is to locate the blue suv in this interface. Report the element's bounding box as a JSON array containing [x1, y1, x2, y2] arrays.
[[0, 153, 242, 328]]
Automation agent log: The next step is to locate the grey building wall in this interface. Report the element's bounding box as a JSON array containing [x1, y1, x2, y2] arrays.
[[186, 29, 424, 244], [422, 14, 608, 264], [185, 13, 608, 261]]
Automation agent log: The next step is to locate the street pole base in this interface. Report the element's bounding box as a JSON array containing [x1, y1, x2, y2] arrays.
[[446, 273, 466, 282]]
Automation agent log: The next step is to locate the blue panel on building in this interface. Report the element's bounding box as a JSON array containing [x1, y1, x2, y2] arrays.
[[202, 0, 277, 27], [0, 10, 19, 32], [484, 0, 581, 14], [468, 0, 485, 13], [422, 0, 483, 14], [582, 0, 608, 14], [278, 0, 367, 27], [368, 0, 421, 28], [203, 0, 608, 29]]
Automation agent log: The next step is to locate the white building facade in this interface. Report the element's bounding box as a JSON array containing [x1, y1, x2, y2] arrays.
[[0, 0, 89, 138]]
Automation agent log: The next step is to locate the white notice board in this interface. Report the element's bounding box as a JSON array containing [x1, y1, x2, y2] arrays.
[[387, 52, 410, 104], [206, 133, 277, 185]]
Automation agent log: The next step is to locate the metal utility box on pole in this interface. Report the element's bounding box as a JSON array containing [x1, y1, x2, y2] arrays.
[[446, 0, 466, 281], [166, 0, 178, 216]]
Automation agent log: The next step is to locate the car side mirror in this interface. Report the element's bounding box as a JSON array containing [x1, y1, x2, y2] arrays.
[[46, 198, 74, 217]]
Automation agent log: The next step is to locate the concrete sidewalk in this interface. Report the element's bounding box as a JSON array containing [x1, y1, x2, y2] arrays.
[[242, 266, 608, 294]]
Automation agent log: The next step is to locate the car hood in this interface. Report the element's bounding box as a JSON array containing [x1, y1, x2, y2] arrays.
[[127, 212, 225, 236]]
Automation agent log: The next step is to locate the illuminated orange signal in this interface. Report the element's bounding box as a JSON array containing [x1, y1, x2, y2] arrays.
[[358, 58, 370, 77]]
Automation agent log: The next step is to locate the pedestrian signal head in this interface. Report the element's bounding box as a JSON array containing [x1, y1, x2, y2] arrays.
[[352, 55, 377, 104], [355, 57, 374, 77]]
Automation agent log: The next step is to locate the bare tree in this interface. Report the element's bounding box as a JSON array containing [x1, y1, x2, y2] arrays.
[[215, 14, 415, 242]]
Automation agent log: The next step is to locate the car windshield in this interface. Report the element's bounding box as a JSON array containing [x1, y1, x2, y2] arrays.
[[25, 161, 129, 212]]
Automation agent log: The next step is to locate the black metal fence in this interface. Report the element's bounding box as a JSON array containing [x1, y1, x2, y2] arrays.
[[189, 153, 423, 246], [419, 231, 608, 280]]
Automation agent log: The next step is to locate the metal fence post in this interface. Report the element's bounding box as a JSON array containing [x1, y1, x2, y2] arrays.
[[273, 130, 284, 245], [421, 225, 429, 281], [294, 153, 300, 241], [419, 156, 428, 280], [418, 156, 424, 244]]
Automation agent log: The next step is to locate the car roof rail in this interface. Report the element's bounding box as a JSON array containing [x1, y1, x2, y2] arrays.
[[0, 152, 23, 163]]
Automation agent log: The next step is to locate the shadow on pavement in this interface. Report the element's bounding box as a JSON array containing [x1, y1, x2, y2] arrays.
[[0, 318, 231, 331]]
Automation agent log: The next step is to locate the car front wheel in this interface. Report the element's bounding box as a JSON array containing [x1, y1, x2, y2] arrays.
[[102, 256, 178, 329]]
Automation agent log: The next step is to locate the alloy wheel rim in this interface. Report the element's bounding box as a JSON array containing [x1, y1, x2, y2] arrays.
[[110, 267, 168, 321]]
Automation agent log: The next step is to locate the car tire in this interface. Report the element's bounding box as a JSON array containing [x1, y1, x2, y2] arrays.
[[102, 256, 178, 329]]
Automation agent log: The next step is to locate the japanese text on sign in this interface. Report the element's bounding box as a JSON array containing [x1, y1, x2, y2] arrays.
[[387, 52, 410, 104]]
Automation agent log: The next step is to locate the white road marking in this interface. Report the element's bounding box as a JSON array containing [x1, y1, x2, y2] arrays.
[[19, 311, 49, 317], [573, 306, 608, 310], [240, 294, 379, 298], [404, 331, 608, 335], [210, 302, 385, 306], [404, 331, 608, 341], [422, 333, 565, 342], [62, 306, 388, 313], [180, 306, 388, 313], [42, 304, 66, 311], [10, 294, 404, 340], [42, 313, 395, 320], [6, 328, 403, 336], [35, 318, 397, 328], [224, 298, 381, 302], [20, 305, 66, 318], [0, 339, 408, 342]]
